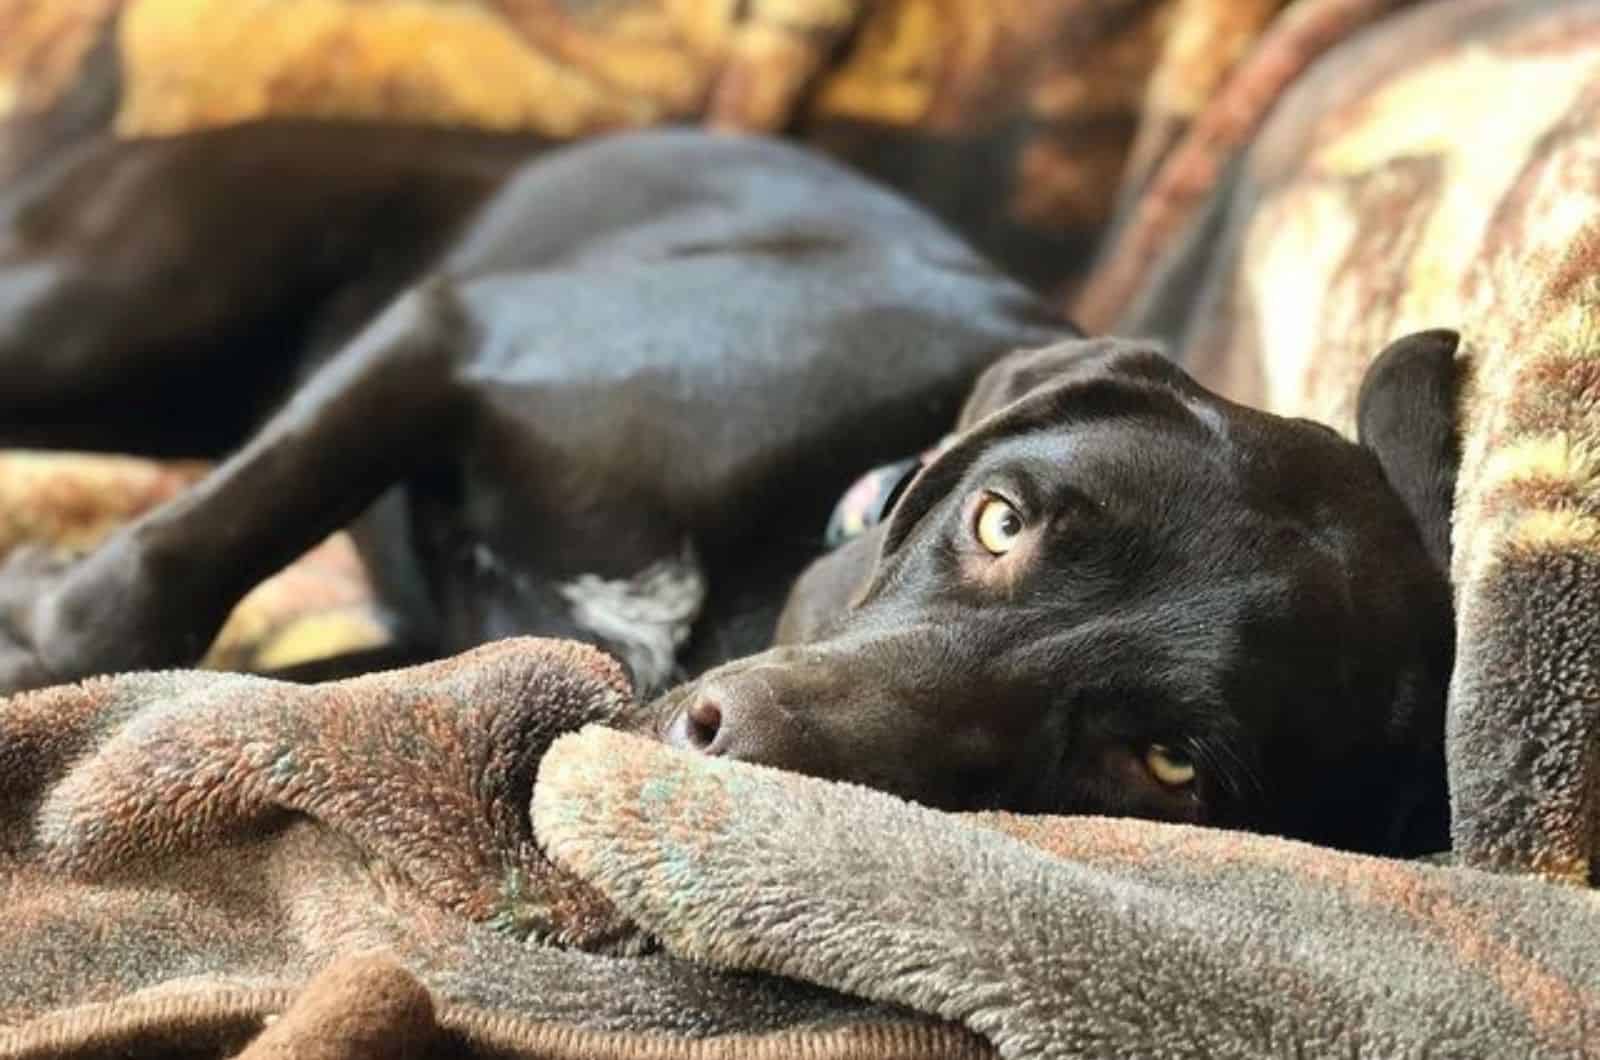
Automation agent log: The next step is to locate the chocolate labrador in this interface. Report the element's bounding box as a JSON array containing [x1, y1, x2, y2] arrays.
[[662, 330, 1459, 855], [0, 125, 1457, 854]]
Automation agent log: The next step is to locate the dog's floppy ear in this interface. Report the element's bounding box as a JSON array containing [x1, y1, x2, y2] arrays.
[[957, 335, 1178, 430], [1356, 329, 1463, 577]]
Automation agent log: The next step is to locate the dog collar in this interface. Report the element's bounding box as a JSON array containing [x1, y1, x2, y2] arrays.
[[824, 434, 956, 549]]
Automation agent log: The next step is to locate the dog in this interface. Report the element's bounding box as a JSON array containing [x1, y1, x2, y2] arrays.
[[0, 126, 1456, 854], [660, 330, 1460, 854]]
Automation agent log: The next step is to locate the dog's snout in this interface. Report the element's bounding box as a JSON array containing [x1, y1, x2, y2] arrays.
[[664, 675, 793, 761]]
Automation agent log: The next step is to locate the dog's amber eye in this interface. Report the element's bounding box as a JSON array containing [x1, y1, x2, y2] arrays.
[[974, 496, 1025, 555], [1145, 745, 1196, 787]]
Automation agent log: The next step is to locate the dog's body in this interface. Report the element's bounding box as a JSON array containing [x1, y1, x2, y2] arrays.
[[0, 126, 1456, 854], [0, 126, 1066, 686]]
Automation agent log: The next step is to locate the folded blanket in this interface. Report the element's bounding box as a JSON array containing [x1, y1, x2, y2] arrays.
[[0, 638, 979, 1059], [2, 640, 1595, 1058], [1081, 0, 1600, 883], [540, 726, 1600, 1059]]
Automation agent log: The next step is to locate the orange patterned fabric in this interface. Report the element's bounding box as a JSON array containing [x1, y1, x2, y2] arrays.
[[0, 0, 1308, 290]]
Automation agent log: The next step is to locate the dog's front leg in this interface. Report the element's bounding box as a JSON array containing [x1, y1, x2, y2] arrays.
[[0, 282, 472, 694]]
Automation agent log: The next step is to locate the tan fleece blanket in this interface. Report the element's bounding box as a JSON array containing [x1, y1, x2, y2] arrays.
[[1, 638, 1594, 1059], [0, 638, 980, 1059]]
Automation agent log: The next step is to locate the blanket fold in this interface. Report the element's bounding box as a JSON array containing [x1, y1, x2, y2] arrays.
[[4, 638, 636, 943], [233, 953, 436, 1060], [536, 726, 1600, 1060], [0, 638, 985, 1060]]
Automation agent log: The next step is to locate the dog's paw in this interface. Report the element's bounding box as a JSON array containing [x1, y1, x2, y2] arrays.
[[0, 638, 56, 696], [0, 534, 215, 695], [0, 544, 75, 694]]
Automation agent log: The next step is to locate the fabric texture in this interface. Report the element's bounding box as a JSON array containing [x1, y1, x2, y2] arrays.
[[0, 0, 1315, 298], [3, 640, 1597, 1059]]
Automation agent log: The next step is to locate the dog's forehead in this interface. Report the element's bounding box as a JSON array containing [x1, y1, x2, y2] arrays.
[[958, 392, 1379, 546], [886, 368, 1374, 559], [961, 390, 1232, 488]]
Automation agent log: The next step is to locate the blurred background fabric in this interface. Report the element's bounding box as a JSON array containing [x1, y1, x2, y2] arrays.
[[0, 0, 1313, 295]]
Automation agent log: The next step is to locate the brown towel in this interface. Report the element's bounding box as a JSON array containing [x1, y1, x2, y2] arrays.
[[234, 954, 437, 1060]]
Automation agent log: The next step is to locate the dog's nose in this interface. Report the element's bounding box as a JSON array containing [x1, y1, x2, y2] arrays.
[[683, 689, 724, 752], [664, 671, 810, 765], [667, 684, 731, 754]]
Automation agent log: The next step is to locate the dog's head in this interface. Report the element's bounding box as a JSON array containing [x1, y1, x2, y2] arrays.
[[655, 332, 1460, 854]]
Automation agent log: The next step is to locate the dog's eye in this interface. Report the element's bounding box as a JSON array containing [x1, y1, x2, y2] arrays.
[[1144, 744, 1196, 787], [973, 496, 1025, 555]]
